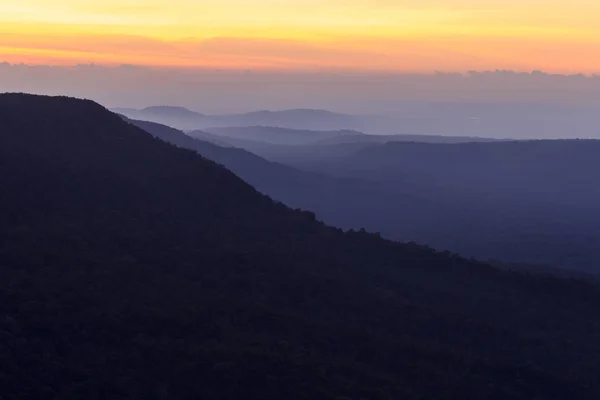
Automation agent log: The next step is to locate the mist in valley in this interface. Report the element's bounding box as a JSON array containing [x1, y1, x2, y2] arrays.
[[113, 94, 600, 273]]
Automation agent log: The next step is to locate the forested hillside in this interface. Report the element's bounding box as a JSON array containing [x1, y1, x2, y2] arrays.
[[2, 94, 600, 399]]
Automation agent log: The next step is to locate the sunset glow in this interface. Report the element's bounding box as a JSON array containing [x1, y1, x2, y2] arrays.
[[2, 0, 600, 72]]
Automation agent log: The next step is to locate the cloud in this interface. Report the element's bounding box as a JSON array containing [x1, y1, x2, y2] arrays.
[[1, 62, 600, 115], [6, 33, 598, 73]]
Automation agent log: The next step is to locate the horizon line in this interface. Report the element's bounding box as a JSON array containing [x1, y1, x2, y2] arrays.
[[2, 61, 600, 77]]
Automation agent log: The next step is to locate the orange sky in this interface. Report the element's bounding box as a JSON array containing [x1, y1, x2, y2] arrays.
[[1, 0, 600, 72]]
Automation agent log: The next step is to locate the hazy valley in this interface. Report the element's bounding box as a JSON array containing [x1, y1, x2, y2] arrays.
[[119, 106, 600, 273]]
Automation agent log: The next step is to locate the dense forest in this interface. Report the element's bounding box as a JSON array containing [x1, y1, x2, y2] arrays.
[[2, 94, 600, 399]]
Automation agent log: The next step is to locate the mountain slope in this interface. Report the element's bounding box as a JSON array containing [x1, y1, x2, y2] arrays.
[[114, 106, 413, 133], [289, 139, 600, 270], [111, 102, 600, 139], [215, 109, 358, 129], [141, 105, 205, 118], [128, 118, 435, 235], [344, 140, 600, 206], [2, 94, 600, 399], [113, 105, 206, 129], [113, 107, 360, 131], [140, 119, 600, 273], [187, 126, 500, 167], [183, 124, 600, 272], [203, 126, 362, 145]]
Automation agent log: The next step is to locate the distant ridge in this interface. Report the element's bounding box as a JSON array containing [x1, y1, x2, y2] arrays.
[[202, 126, 363, 145], [232, 108, 351, 118], [141, 105, 205, 117]]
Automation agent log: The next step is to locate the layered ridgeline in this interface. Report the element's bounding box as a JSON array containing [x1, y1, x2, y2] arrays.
[[287, 139, 600, 271], [2, 94, 600, 399], [113, 106, 381, 132], [113, 103, 600, 139], [130, 120, 600, 272], [124, 118, 435, 238]]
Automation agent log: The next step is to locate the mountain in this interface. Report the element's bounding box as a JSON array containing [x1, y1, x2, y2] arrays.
[[285, 140, 600, 270], [338, 140, 600, 208], [115, 106, 455, 135], [201, 126, 497, 147], [192, 126, 502, 166], [187, 128, 373, 162], [3, 94, 600, 399], [113, 107, 362, 131], [208, 109, 364, 131], [183, 129, 235, 147], [112, 102, 600, 139], [202, 126, 363, 145], [137, 119, 600, 273], [314, 132, 501, 145], [112, 107, 140, 115], [126, 118, 432, 235], [141, 105, 205, 118], [113, 105, 206, 129]]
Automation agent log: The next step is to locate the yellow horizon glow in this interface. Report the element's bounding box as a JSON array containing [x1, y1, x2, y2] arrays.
[[1, 1, 600, 72]]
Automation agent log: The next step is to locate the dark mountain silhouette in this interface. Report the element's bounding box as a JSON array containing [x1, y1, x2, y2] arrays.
[[4, 94, 600, 399]]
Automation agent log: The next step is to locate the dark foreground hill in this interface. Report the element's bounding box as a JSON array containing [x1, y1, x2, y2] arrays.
[[2, 94, 600, 399]]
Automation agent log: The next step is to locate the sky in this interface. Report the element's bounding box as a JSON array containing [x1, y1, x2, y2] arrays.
[[2, 0, 600, 73], [2, 64, 599, 114]]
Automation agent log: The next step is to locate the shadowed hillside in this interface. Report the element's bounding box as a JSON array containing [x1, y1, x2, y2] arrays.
[[3, 94, 600, 399]]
